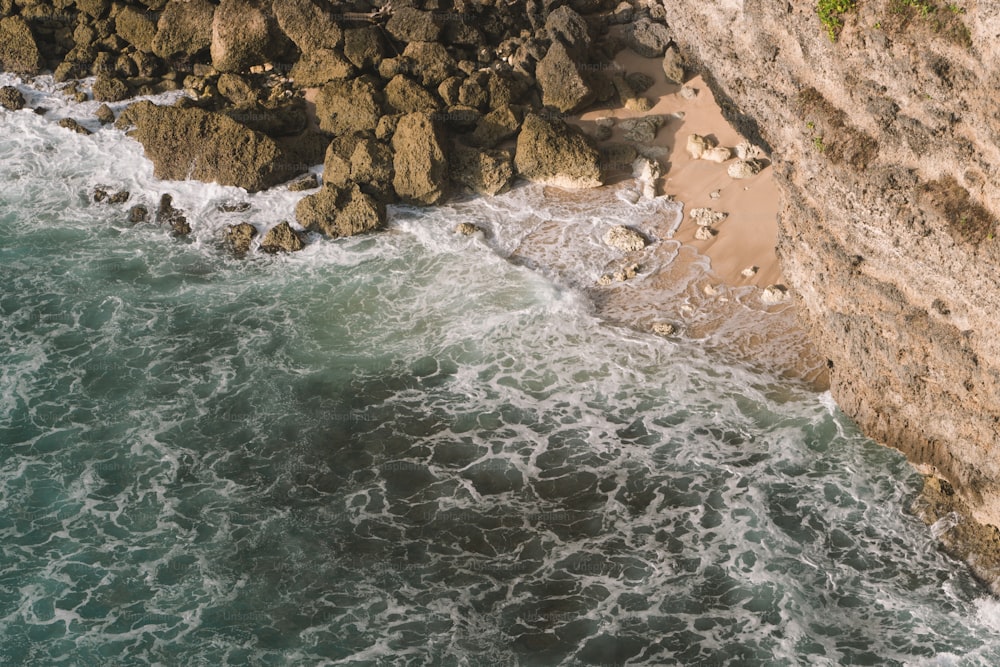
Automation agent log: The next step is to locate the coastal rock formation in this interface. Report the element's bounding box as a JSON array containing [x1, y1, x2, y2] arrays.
[[259, 221, 303, 253], [225, 222, 257, 255], [660, 0, 1000, 584], [514, 113, 603, 189], [153, 0, 215, 59], [392, 112, 449, 205], [119, 101, 300, 192], [295, 183, 386, 238], [0, 16, 42, 75]]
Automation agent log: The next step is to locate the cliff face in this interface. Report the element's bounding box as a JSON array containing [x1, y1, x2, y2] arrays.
[[661, 0, 1000, 582]]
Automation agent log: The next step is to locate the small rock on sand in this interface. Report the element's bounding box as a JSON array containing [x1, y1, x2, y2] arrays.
[[728, 159, 764, 179], [686, 134, 709, 159], [679, 86, 697, 100], [694, 225, 718, 241], [761, 284, 791, 304], [604, 225, 648, 252], [701, 146, 732, 163], [620, 115, 665, 143], [690, 208, 727, 226], [741, 266, 759, 277]]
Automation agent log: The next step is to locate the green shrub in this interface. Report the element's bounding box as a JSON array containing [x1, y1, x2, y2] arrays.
[[817, 0, 859, 41]]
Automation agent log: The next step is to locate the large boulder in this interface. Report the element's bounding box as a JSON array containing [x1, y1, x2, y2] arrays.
[[392, 112, 449, 205], [385, 74, 440, 114], [536, 40, 596, 114], [451, 144, 515, 197], [315, 77, 384, 135], [289, 49, 355, 87], [92, 74, 130, 102], [402, 41, 455, 87], [273, 0, 341, 54], [211, 0, 289, 72], [115, 6, 158, 53], [544, 6, 590, 55], [295, 184, 386, 238], [0, 17, 43, 75], [119, 101, 301, 192], [152, 0, 215, 59], [343, 26, 384, 71], [625, 17, 672, 58], [349, 137, 394, 197], [385, 7, 440, 43], [469, 105, 522, 148], [662, 45, 685, 84], [514, 113, 603, 189]]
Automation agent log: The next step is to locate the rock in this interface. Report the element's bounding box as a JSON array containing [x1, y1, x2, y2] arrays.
[[259, 221, 304, 253], [289, 49, 355, 87], [157, 194, 192, 237], [760, 284, 791, 305], [0, 86, 26, 111], [514, 113, 603, 189], [690, 208, 727, 226], [536, 40, 596, 114], [679, 85, 697, 99], [632, 157, 661, 199], [315, 77, 384, 135], [604, 225, 648, 252], [662, 45, 686, 84], [385, 7, 440, 43], [624, 97, 653, 112], [92, 74, 130, 102], [0, 17, 43, 75], [469, 105, 521, 148], [701, 146, 732, 163], [153, 0, 215, 59], [402, 41, 455, 87], [273, 0, 341, 54], [343, 26, 384, 71], [287, 173, 318, 191], [694, 225, 717, 241], [734, 140, 765, 160], [59, 118, 92, 135], [652, 322, 676, 336], [450, 143, 515, 197], [108, 190, 130, 204], [454, 222, 484, 236], [544, 6, 590, 55], [128, 205, 149, 223], [385, 75, 440, 113], [218, 201, 251, 213], [216, 73, 257, 106], [295, 184, 386, 238], [211, 0, 289, 73], [225, 222, 257, 255], [686, 134, 709, 159], [115, 6, 158, 53], [120, 101, 300, 192], [741, 266, 759, 277], [95, 104, 115, 124], [458, 78, 488, 110], [77, 0, 111, 19], [598, 262, 641, 284], [392, 112, 450, 205], [610, 1, 634, 24], [728, 159, 764, 179], [709, 189, 720, 199], [625, 17, 671, 58], [626, 72, 655, 93], [349, 138, 394, 197], [620, 116, 665, 143]]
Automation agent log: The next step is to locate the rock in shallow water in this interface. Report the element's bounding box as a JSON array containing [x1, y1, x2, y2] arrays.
[[259, 221, 304, 253], [0, 86, 26, 111], [225, 222, 258, 255], [604, 225, 648, 252]]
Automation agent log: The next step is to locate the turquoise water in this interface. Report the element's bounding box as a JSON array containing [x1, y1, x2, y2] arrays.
[[2, 81, 1000, 666]]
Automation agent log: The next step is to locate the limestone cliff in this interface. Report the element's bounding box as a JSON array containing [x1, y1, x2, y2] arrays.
[[660, 0, 1000, 585]]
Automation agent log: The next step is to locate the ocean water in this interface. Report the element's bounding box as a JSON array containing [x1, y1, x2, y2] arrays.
[[2, 79, 1000, 667]]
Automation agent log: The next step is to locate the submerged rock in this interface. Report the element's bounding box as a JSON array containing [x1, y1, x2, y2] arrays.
[[259, 221, 304, 253], [157, 193, 192, 236], [59, 118, 92, 135], [128, 205, 149, 223], [225, 222, 258, 255], [514, 113, 603, 189]]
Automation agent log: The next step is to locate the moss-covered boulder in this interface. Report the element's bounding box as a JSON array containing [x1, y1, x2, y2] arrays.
[[119, 101, 301, 192]]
